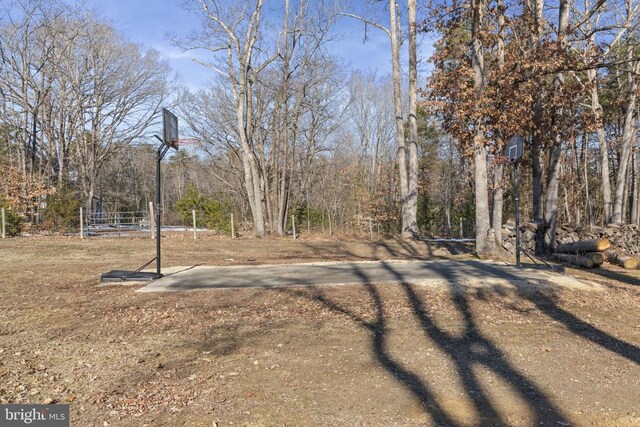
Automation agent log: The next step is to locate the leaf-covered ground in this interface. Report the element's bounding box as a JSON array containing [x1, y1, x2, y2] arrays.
[[1, 236, 639, 426]]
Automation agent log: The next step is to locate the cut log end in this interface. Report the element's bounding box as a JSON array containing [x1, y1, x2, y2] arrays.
[[595, 238, 612, 252], [604, 250, 640, 269], [587, 252, 605, 266]]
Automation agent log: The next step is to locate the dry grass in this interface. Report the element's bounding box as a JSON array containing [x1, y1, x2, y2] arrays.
[[1, 236, 639, 426]]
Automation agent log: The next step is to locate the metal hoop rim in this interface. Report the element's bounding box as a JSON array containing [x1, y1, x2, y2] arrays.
[[175, 138, 201, 146]]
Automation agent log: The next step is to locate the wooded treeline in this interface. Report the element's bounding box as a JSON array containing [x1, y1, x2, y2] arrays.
[[0, 0, 441, 237], [1, 0, 638, 250], [176, 0, 423, 238], [0, 0, 172, 230], [428, 0, 640, 254]]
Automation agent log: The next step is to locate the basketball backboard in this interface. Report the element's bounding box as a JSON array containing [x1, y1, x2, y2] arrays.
[[162, 108, 179, 150], [504, 136, 524, 162]]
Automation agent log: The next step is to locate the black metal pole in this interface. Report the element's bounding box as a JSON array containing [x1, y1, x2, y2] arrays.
[[515, 161, 521, 268], [156, 147, 162, 278]]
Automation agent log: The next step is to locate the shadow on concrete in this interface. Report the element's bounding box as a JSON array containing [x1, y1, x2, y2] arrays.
[[301, 237, 433, 261], [280, 261, 569, 425], [135, 241, 640, 424], [162, 264, 202, 277], [305, 243, 640, 366]]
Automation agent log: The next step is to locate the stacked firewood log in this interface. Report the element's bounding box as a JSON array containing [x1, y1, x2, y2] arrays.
[[554, 238, 610, 268], [501, 221, 640, 269]]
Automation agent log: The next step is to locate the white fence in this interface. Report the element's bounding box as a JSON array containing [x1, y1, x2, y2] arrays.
[[85, 210, 151, 236]]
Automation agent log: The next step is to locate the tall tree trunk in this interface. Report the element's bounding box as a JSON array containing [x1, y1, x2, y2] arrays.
[[583, 133, 592, 226], [544, 142, 562, 250], [612, 59, 638, 224], [529, 0, 545, 224], [492, 0, 506, 246], [541, 0, 570, 253], [389, 0, 409, 238], [475, 144, 492, 253], [471, 0, 492, 254], [237, 123, 266, 237], [587, 69, 613, 223], [404, 0, 419, 239], [573, 139, 581, 227], [622, 161, 630, 220], [632, 150, 640, 225], [532, 136, 544, 222], [492, 164, 504, 244]]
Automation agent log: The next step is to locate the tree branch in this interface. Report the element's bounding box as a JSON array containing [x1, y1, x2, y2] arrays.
[[337, 12, 390, 38]]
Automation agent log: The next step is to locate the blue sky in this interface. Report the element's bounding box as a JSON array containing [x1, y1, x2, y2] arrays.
[[65, 0, 433, 90]]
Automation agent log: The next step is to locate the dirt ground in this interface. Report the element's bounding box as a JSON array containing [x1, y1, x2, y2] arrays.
[[1, 235, 640, 426]]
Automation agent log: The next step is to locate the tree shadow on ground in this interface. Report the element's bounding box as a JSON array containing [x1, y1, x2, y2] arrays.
[[302, 237, 433, 261], [455, 260, 640, 365], [579, 266, 640, 287], [302, 241, 640, 366], [282, 249, 640, 425], [301, 237, 479, 261], [421, 240, 476, 256], [281, 262, 568, 425]]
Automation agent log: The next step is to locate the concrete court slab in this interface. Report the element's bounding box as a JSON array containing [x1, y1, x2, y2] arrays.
[[136, 259, 602, 293]]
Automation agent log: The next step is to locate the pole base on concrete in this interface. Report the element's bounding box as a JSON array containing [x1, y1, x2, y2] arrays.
[[100, 270, 160, 282]]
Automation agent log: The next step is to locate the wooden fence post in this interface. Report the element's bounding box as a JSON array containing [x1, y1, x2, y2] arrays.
[[460, 217, 463, 239], [369, 218, 373, 240], [149, 201, 155, 239], [231, 213, 235, 239], [1, 208, 5, 239], [192, 209, 197, 239], [80, 207, 84, 239], [292, 214, 296, 240]]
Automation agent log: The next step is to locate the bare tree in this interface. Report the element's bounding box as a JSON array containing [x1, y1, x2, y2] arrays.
[[181, 0, 344, 236], [579, 0, 640, 224], [405, 0, 419, 238], [344, 71, 395, 191], [0, 0, 64, 179], [611, 47, 639, 223], [182, 0, 279, 237], [339, 0, 418, 238], [73, 21, 171, 213]]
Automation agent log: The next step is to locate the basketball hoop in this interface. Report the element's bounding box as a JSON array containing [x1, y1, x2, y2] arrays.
[[101, 107, 183, 283], [163, 109, 179, 150]]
